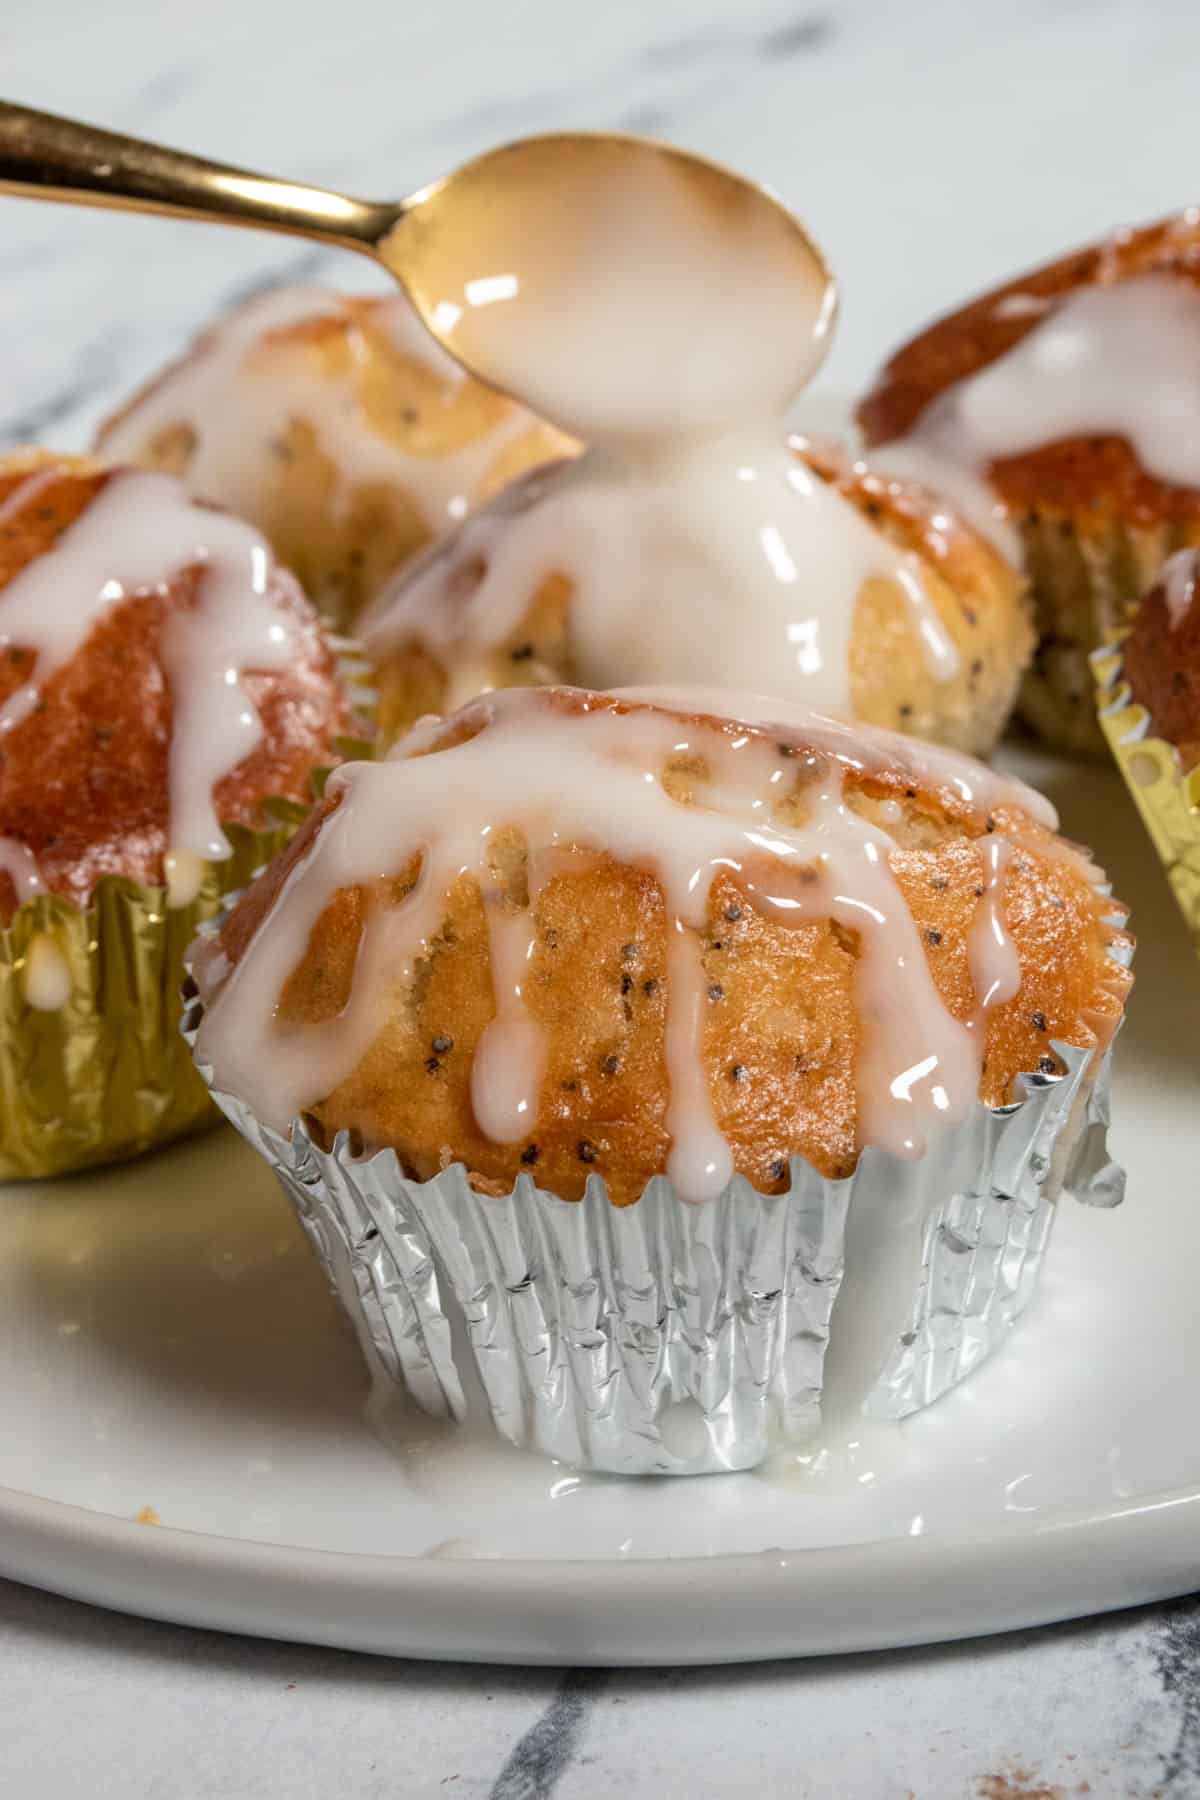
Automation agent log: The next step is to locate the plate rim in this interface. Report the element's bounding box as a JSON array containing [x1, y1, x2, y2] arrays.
[[3, 1472, 1198, 1664]]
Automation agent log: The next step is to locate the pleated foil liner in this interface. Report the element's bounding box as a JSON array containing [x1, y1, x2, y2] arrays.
[[184, 971, 1125, 1474]]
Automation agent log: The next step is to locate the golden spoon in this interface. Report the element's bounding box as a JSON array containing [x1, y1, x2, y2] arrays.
[[0, 101, 835, 405]]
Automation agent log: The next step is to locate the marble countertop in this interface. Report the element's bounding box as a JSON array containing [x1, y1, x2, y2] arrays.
[[4, 0, 1200, 1793]]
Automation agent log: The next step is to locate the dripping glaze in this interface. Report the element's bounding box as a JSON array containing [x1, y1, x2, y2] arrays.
[[359, 156, 961, 713], [871, 272, 1200, 557], [99, 286, 568, 536], [0, 841, 68, 1010], [22, 935, 72, 1012], [0, 466, 304, 882], [0, 837, 45, 904], [1161, 547, 1200, 628], [192, 688, 1043, 1203]]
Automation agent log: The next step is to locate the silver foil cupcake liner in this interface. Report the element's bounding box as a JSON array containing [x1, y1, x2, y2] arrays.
[[183, 957, 1125, 1475]]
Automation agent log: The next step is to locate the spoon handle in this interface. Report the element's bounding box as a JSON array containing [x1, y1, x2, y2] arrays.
[[0, 100, 396, 253]]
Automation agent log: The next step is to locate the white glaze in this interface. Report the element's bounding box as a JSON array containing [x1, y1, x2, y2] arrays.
[[0, 467, 301, 865], [0, 838, 45, 903], [1160, 547, 1200, 628], [874, 272, 1200, 557], [967, 836, 1021, 1014], [23, 934, 71, 1011], [362, 437, 960, 717], [163, 849, 208, 912], [990, 293, 1052, 322], [98, 286, 561, 538], [194, 689, 1046, 1200], [471, 901, 544, 1143], [662, 920, 734, 1200]]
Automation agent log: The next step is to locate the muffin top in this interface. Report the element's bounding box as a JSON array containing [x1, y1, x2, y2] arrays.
[[857, 210, 1200, 543], [95, 286, 576, 623], [193, 686, 1130, 1206], [0, 453, 351, 921], [1121, 549, 1200, 769], [360, 434, 1029, 756]]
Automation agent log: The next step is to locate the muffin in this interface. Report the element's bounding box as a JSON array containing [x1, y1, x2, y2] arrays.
[[1093, 549, 1200, 949], [95, 286, 577, 630], [187, 686, 1131, 1472], [0, 451, 357, 1177], [360, 435, 1031, 757], [858, 209, 1200, 752]]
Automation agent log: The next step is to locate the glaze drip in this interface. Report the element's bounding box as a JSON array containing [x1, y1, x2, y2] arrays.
[[872, 273, 1200, 557], [967, 836, 1021, 1014], [193, 689, 1044, 1201], [1161, 547, 1200, 629], [0, 837, 45, 904], [23, 934, 71, 1011], [472, 899, 544, 1143], [0, 468, 302, 863]]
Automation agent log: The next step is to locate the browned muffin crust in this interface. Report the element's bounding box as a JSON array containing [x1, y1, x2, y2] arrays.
[[210, 691, 1131, 1205], [0, 456, 351, 921], [1122, 557, 1200, 769], [858, 210, 1200, 528], [800, 437, 1032, 746]]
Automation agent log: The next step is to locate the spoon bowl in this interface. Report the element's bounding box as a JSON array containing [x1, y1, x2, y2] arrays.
[[379, 132, 836, 425]]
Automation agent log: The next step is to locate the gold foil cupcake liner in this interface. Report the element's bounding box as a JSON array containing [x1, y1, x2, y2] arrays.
[[0, 811, 312, 1181], [0, 649, 375, 1181], [183, 944, 1126, 1474], [1093, 638, 1200, 952]]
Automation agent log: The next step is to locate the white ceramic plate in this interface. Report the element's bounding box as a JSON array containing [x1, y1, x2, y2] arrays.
[[1, 744, 1197, 1665]]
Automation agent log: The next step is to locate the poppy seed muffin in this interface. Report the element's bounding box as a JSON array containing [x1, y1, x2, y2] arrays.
[[859, 210, 1200, 752], [192, 687, 1130, 1208], [360, 438, 1031, 757], [95, 286, 576, 630], [0, 450, 354, 1176]]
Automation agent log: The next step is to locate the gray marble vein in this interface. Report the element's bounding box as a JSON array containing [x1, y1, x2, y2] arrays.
[[489, 1671, 606, 1800], [1154, 1602, 1200, 1792]]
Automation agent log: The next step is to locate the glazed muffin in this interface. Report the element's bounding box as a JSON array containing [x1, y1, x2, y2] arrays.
[[1093, 550, 1200, 948], [0, 451, 355, 1177], [859, 210, 1200, 752], [189, 686, 1131, 1469], [95, 286, 576, 630], [360, 437, 1031, 757]]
